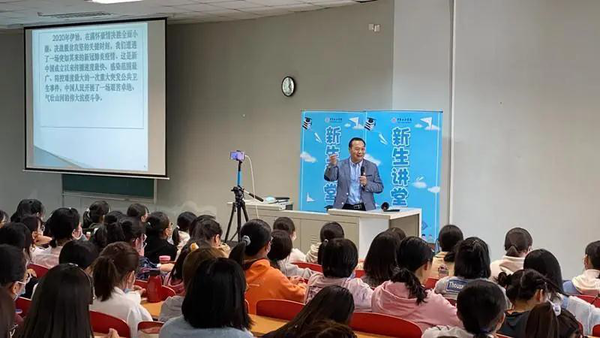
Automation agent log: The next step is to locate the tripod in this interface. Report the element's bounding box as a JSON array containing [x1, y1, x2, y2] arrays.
[[225, 161, 249, 242]]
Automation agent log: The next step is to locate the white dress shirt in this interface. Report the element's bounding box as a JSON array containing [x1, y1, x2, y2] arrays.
[[90, 287, 152, 338]]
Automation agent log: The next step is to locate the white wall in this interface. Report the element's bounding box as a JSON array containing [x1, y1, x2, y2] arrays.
[[393, 0, 452, 235], [0, 32, 62, 216], [452, 0, 600, 277], [157, 1, 395, 223]]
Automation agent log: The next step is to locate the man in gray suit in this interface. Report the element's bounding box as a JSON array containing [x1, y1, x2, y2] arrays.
[[324, 137, 383, 211]]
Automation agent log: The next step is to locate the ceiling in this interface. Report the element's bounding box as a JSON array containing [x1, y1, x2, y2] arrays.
[[0, 0, 367, 29]]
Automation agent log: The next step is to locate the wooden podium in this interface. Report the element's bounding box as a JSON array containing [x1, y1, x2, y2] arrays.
[[237, 201, 422, 258]]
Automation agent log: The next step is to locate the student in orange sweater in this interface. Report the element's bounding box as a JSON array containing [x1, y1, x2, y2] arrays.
[[230, 219, 306, 313]]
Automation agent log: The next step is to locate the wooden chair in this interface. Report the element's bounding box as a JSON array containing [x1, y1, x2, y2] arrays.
[[350, 312, 422, 338], [292, 262, 323, 272], [90, 311, 131, 338], [256, 299, 304, 321], [28, 264, 49, 278]]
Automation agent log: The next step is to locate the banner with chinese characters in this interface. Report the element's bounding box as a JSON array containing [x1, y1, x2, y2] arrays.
[[298, 110, 443, 242]]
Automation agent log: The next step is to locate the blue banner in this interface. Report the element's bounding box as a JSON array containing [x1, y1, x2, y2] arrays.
[[299, 110, 443, 242]]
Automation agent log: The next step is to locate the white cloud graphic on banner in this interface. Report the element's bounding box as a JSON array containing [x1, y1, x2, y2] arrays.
[[428, 186, 441, 194], [364, 154, 381, 166], [306, 193, 315, 202], [412, 176, 427, 189], [415, 123, 424, 128], [300, 152, 317, 163]]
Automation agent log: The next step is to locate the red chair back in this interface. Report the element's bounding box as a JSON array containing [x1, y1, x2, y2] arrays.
[[256, 299, 304, 321], [135, 280, 148, 289], [593, 324, 600, 336], [497, 335, 512, 338], [350, 312, 422, 338], [576, 294, 600, 307], [355, 270, 365, 278], [293, 262, 323, 272], [16, 297, 32, 318], [28, 264, 49, 278], [159, 285, 176, 301], [90, 311, 131, 338], [424, 277, 439, 289], [138, 321, 164, 334], [445, 297, 457, 306]]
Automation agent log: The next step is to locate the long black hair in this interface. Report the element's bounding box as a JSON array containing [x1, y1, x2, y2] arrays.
[[45, 208, 80, 248], [391, 236, 433, 304], [321, 239, 358, 278], [268, 230, 293, 269], [363, 230, 402, 286], [10, 199, 45, 223], [0, 223, 32, 261], [438, 224, 463, 263], [182, 258, 252, 330], [497, 269, 560, 304], [16, 264, 93, 338], [457, 280, 507, 338], [0, 288, 14, 338], [229, 219, 272, 270], [524, 249, 565, 294], [268, 285, 355, 338], [454, 237, 491, 279]]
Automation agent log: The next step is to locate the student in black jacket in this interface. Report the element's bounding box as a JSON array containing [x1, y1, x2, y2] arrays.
[[144, 212, 177, 264]]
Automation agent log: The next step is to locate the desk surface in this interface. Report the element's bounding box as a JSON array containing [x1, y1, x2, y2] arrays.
[[141, 301, 391, 338]]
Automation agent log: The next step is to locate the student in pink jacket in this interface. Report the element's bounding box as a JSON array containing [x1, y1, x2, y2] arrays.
[[305, 238, 373, 311], [371, 236, 461, 332]]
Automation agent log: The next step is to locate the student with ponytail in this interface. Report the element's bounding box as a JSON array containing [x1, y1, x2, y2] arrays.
[[525, 248, 600, 335], [10, 199, 45, 223], [106, 217, 159, 280], [82, 201, 110, 231], [431, 224, 463, 278], [434, 237, 491, 300], [563, 240, 600, 296], [144, 212, 177, 264], [371, 236, 461, 331], [497, 269, 581, 338], [229, 219, 305, 313], [90, 242, 152, 338], [305, 238, 373, 311], [490, 227, 532, 281], [423, 280, 507, 338], [32, 208, 82, 268]]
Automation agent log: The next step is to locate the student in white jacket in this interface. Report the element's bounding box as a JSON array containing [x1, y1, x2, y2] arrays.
[[490, 227, 532, 282], [90, 242, 152, 338], [268, 230, 314, 279], [423, 280, 507, 338], [524, 248, 600, 336], [563, 240, 600, 296]]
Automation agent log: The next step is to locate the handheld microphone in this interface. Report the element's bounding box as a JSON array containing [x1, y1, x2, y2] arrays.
[[360, 166, 366, 176]]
